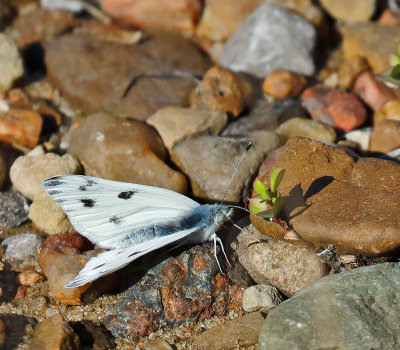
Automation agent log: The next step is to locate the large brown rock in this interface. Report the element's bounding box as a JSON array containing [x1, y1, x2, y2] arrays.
[[68, 113, 187, 193], [251, 137, 400, 256], [44, 32, 211, 120]]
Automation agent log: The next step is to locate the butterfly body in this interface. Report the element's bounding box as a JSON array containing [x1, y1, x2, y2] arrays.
[[43, 175, 232, 288]]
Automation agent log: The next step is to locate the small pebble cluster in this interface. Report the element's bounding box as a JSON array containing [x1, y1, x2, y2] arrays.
[[1, 0, 400, 349]]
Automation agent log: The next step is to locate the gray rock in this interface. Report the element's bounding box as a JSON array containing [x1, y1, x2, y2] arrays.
[[242, 284, 283, 313], [0, 34, 23, 93], [219, 5, 315, 78], [2, 233, 43, 260], [171, 131, 280, 203], [259, 263, 400, 350], [234, 224, 328, 297], [0, 191, 29, 228]]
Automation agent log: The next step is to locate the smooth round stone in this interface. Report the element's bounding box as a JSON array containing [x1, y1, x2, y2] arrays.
[[242, 284, 283, 313], [2, 233, 43, 260], [319, 0, 376, 23], [0, 33, 23, 93], [0, 191, 29, 229]]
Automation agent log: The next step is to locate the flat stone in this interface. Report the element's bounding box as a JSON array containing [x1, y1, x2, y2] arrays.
[[10, 146, 82, 201], [0, 34, 23, 94], [44, 32, 211, 120], [242, 284, 283, 313], [68, 112, 187, 194], [251, 137, 400, 256], [147, 107, 227, 150], [263, 70, 307, 99], [374, 99, 400, 126], [370, 119, 400, 153], [319, 0, 376, 23], [2, 233, 43, 261], [342, 22, 400, 74], [276, 117, 336, 144], [235, 224, 328, 297], [193, 312, 264, 350], [219, 5, 315, 78], [0, 191, 29, 228], [171, 131, 280, 202], [259, 263, 400, 350]]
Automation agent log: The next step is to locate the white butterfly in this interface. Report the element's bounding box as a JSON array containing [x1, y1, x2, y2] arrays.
[[43, 175, 234, 288]]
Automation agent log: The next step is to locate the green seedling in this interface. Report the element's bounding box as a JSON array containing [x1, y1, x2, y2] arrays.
[[378, 43, 400, 90]]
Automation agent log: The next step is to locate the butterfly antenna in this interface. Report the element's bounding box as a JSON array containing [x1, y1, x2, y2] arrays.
[[221, 142, 252, 206], [226, 204, 273, 222]]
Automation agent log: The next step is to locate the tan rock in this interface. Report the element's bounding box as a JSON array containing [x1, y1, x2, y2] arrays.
[[338, 55, 370, 90], [319, 0, 375, 23], [29, 314, 80, 350], [251, 137, 400, 256], [0, 34, 24, 94], [377, 8, 400, 26], [190, 66, 245, 117], [342, 22, 400, 74], [373, 99, 400, 126], [68, 112, 187, 194], [147, 107, 227, 150], [193, 312, 264, 350], [370, 119, 400, 153], [235, 224, 328, 297], [0, 110, 43, 148], [263, 69, 307, 98], [10, 147, 82, 200], [276, 117, 336, 144], [16, 270, 44, 286], [29, 190, 75, 235]]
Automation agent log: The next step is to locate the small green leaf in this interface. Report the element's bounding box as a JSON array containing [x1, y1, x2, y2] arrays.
[[258, 209, 275, 219], [249, 198, 270, 213], [392, 64, 400, 80], [270, 168, 285, 193], [253, 178, 268, 198], [390, 54, 400, 67], [397, 42, 400, 56], [274, 196, 284, 215]]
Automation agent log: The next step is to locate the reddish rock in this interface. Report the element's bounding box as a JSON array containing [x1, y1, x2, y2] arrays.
[[14, 285, 29, 299], [190, 66, 245, 117], [263, 70, 307, 98], [102, 0, 201, 37], [353, 71, 397, 111], [6, 8, 77, 48], [370, 119, 400, 153], [251, 137, 400, 256], [377, 8, 400, 26], [17, 270, 44, 286], [38, 233, 92, 305], [302, 87, 366, 131], [0, 110, 42, 148]]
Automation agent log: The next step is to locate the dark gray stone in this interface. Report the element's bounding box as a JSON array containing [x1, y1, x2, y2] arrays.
[[0, 191, 29, 228], [259, 263, 400, 350]]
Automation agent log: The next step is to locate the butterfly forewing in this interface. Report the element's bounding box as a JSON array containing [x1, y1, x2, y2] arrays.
[[43, 175, 200, 248]]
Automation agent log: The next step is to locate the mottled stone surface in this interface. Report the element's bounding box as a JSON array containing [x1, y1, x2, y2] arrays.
[[259, 263, 400, 350], [251, 137, 400, 256], [44, 32, 211, 120], [370, 119, 400, 153], [0, 191, 29, 228], [0, 34, 23, 93], [319, 0, 376, 23]]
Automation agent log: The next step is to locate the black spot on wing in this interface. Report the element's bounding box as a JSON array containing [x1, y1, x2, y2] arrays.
[[78, 185, 87, 191], [118, 190, 136, 199], [80, 198, 95, 207], [79, 178, 98, 191], [47, 190, 62, 196], [109, 215, 124, 225], [45, 178, 65, 187]]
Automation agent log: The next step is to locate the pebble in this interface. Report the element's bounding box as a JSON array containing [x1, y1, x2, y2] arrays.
[[44, 32, 211, 120], [16, 270, 44, 286], [171, 131, 280, 203], [342, 127, 373, 152], [276, 117, 336, 144], [38, 233, 92, 305], [0, 109, 43, 148], [193, 312, 264, 350], [6, 8, 76, 48], [263, 69, 307, 98], [337, 55, 369, 90], [29, 314, 81, 350], [374, 99, 400, 125], [301, 86, 367, 131], [342, 22, 400, 74], [68, 112, 187, 194], [353, 71, 397, 111], [10, 146, 82, 201], [144, 338, 173, 350], [251, 137, 400, 256], [235, 224, 328, 297], [0, 190, 29, 228], [2, 233, 43, 261], [0, 34, 23, 94], [103, 245, 246, 340], [370, 119, 400, 153], [219, 4, 315, 78], [102, 0, 201, 37], [190, 66, 245, 117], [377, 8, 400, 25], [29, 189, 75, 235], [259, 263, 400, 350], [147, 107, 227, 150], [242, 284, 283, 313], [319, 0, 376, 23]]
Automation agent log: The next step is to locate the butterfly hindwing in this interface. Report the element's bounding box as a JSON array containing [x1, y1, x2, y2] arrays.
[[43, 175, 200, 249]]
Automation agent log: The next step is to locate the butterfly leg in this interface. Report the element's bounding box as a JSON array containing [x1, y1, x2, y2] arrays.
[[216, 236, 231, 267], [213, 235, 224, 273]]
